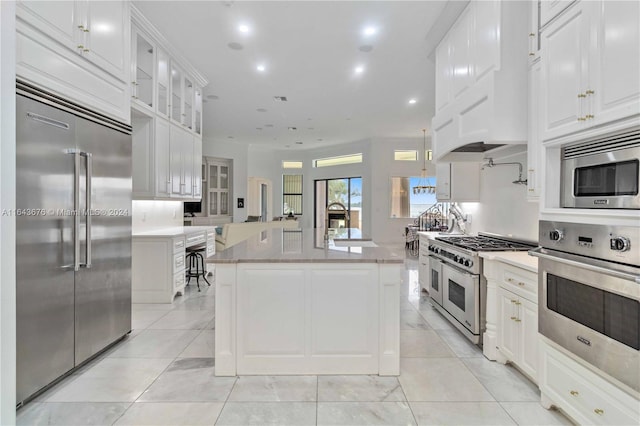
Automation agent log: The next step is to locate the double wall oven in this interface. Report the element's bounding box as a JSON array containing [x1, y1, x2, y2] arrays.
[[531, 220, 640, 393], [427, 235, 535, 345]]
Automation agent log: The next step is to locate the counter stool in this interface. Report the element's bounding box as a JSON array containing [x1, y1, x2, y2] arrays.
[[185, 246, 210, 291]]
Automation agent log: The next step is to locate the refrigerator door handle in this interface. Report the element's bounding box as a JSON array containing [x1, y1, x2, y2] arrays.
[[83, 152, 92, 268], [65, 148, 81, 272]]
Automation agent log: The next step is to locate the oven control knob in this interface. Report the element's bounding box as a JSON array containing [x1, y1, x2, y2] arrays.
[[610, 237, 630, 252], [458, 257, 465, 265], [549, 229, 564, 242], [434, 247, 440, 254], [464, 259, 473, 267], [453, 255, 460, 262]]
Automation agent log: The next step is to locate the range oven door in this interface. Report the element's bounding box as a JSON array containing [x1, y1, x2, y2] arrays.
[[428, 256, 444, 307], [441, 261, 480, 335], [531, 247, 640, 393]]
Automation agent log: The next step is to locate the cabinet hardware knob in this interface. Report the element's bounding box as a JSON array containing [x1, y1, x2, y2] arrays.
[[594, 409, 604, 415], [507, 278, 514, 283], [83, 28, 90, 33], [529, 33, 535, 37], [528, 53, 535, 56], [78, 25, 85, 30], [586, 89, 595, 95], [528, 189, 534, 192], [518, 282, 526, 286], [570, 390, 579, 396], [511, 299, 517, 304], [586, 114, 594, 119], [577, 93, 586, 98], [77, 45, 84, 49], [577, 117, 587, 121], [514, 318, 521, 322], [510, 316, 517, 321], [83, 49, 90, 52], [514, 301, 521, 305]]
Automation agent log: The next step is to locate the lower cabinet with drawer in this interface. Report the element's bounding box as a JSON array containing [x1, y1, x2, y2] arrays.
[[540, 337, 640, 425], [132, 235, 186, 303], [483, 256, 539, 383]]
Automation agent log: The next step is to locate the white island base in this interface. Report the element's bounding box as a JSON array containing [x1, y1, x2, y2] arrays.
[[214, 262, 402, 376]]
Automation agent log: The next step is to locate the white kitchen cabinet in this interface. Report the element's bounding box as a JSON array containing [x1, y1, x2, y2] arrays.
[[16, 0, 130, 123], [497, 287, 519, 362], [540, 0, 576, 27], [436, 162, 481, 202], [541, 0, 640, 142], [431, 0, 529, 161], [193, 138, 203, 199], [169, 125, 194, 198], [155, 118, 172, 198], [418, 235, 430, 292], [170, 62, 184, 126], [131, 27, 155, 111], [528, 0, 541, 65], [156, 48, 170, 118], [194, 85, 203, 136], [540, 338, 639, 426], [527, 60, 542, 200]]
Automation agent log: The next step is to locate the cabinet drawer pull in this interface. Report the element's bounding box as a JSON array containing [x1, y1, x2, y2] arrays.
[[507, 278, 514, 283], [514, 301, 521, 305], [510, 299, 517, 304], [585, 114, 594, 119], [517, 281, 526, 286], [577, 117, 587, 121], [570, 390, 579, 396], [514, 318, 521, 322], [77, 44, 85, 49], [594, 408, 604, 415], [510, 316, 518, 321], [577, 93, 587, 98], [585, 89, 595, 95], [528, 53, 535, 56], [528, 189, 535, 192], [529, 33, 535, 37], [83, 49, 90, 53]]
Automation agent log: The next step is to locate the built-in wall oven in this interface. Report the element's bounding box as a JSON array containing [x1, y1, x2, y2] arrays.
[[531, 220, 640, 393], [561, 128, 640, 209]]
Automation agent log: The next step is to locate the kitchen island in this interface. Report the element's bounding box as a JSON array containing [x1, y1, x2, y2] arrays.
[[208, 228, 404, 377]]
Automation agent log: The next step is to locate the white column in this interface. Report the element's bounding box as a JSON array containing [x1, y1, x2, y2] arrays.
[[0, 1, 17, 423]]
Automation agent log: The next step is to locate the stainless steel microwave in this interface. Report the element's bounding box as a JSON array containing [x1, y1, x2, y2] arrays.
[[561, 129, 640, 209]]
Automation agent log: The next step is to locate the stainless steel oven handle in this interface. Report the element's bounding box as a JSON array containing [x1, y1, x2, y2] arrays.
[[529, 247, 640, 284]]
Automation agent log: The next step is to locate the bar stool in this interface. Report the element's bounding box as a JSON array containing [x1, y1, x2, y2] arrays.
[[185, 246, 210, 291]]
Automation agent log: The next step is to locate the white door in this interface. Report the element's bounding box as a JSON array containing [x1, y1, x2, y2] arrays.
[[527, 60, 542, 199], [519, 297, 539, 381], [193, 138, 202, 198], [541, 4, 587, 141], [169, 125, 183, 196], [590, 0, 640, 126], [181, 132, 194, 197], [17, 1, 78, 52], [497, 287, 518, 361], [84, 0, 129, 81], [155, 118, 171, 197]]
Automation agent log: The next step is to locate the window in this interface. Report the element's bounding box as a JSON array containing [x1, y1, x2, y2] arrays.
[[282, 160, 303, 169], [204, 157, 233, 217], [314, 177, 362, 229], [390, 176, 437, 218], [394, 150, 418, 161], [283, 174, 303, 214], [313, 153, 362, 168]]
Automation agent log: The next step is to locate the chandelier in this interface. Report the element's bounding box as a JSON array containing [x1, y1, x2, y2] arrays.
[[412, 129, 436, 195]]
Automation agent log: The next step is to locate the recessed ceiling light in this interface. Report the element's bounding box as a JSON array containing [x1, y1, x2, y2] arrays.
[[409, 99, 417, 104], [227, 136, 234, 139], [359, 45, 374, 53], [256, 108, 267, 112], [274, 96, 288, 102], [238, 24, 250, 33], [227, 42, 243, 50], [354, 66, 364, 74], [256, 64, 266, 72], [363, 26, 377, 36]]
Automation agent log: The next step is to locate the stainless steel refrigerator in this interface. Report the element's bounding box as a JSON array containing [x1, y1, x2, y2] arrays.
[[16, 81, 132, 404]]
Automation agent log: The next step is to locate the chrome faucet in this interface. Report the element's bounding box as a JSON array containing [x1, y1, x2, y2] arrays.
[[324, 201, 350, 241]]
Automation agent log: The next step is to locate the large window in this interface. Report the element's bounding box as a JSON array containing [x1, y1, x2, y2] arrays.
[[283, 174, 303, 215], [313, 153, 362, 168], [390, 176, 437, 218]]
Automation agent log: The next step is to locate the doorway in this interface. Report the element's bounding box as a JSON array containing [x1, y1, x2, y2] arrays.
[[314, 177, 362, 230]]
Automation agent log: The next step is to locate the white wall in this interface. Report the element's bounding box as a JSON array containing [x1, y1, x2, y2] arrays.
[[459, 152, 539, 241], [131, 200, 183, 233], [203, 138, 248, 223], [0, 1, 16, 423]]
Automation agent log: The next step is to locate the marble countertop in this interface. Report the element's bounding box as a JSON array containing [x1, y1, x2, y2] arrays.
[[132, 226, 217, 238], [207, 228, 404, 264], [479, 251, 539, 273]]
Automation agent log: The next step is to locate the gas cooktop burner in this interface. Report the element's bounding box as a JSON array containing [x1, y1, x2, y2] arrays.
[[435, 235, 535, 252]]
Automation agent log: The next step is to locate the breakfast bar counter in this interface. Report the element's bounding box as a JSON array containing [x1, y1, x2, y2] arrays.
[[209, 228, 404, 377]]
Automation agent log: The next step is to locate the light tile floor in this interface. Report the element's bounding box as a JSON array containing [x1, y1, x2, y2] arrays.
[[17, 252, 573, 425]]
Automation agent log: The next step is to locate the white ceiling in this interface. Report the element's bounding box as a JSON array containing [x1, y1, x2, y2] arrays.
[[134, 1, 448, 149]]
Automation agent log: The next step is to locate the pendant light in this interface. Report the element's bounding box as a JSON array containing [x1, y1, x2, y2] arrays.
[[412, 129, 436, 195]]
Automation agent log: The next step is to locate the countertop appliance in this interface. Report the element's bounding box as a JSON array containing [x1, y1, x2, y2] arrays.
[[427, 233, 536, 345], [561, 128, 639, 209], [531, 220, 640, 393], [16, 81, 132, 405]]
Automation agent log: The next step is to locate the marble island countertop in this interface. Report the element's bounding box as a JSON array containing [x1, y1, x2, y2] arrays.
[[132, 225, 217, 237], [207, 228, 404, 264]]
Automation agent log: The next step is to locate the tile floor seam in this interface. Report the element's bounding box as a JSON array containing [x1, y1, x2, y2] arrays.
[[109, 401, 135, 426], [497, 401, 527, 426], [460, 359, 537, 404], [398, 370, 419, 426], [316, 375, 319, 426], [214, 373, 239, 425]]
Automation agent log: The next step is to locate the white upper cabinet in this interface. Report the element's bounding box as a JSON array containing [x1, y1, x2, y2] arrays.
[[16, 0, 130, 123], [540, 4, 587, 140], [170, 62, 184, 125], [156, 48, 171, 118], [132, 28, 155, 111], [82, 0, 130, 81], [527, 60, 543, 200], [540, 0, 640, 142], [194, 85, 203, 136], [432, 0, 529, 161], [540, 0, 576, 27]]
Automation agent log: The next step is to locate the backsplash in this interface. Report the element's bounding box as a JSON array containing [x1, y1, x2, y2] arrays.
[[459, 153, 539, 242], [132, 200, 183, 233]]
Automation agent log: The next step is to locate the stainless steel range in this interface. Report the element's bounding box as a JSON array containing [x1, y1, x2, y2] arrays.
[[427, 234, 536, 345]]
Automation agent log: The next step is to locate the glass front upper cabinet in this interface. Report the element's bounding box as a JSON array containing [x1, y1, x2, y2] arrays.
[[133, 31, 154, 109], [156, 48, 170, 117], [194, 85, 202, 135], [183, 76, 194, 130], [170, 62, 183, 124]]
